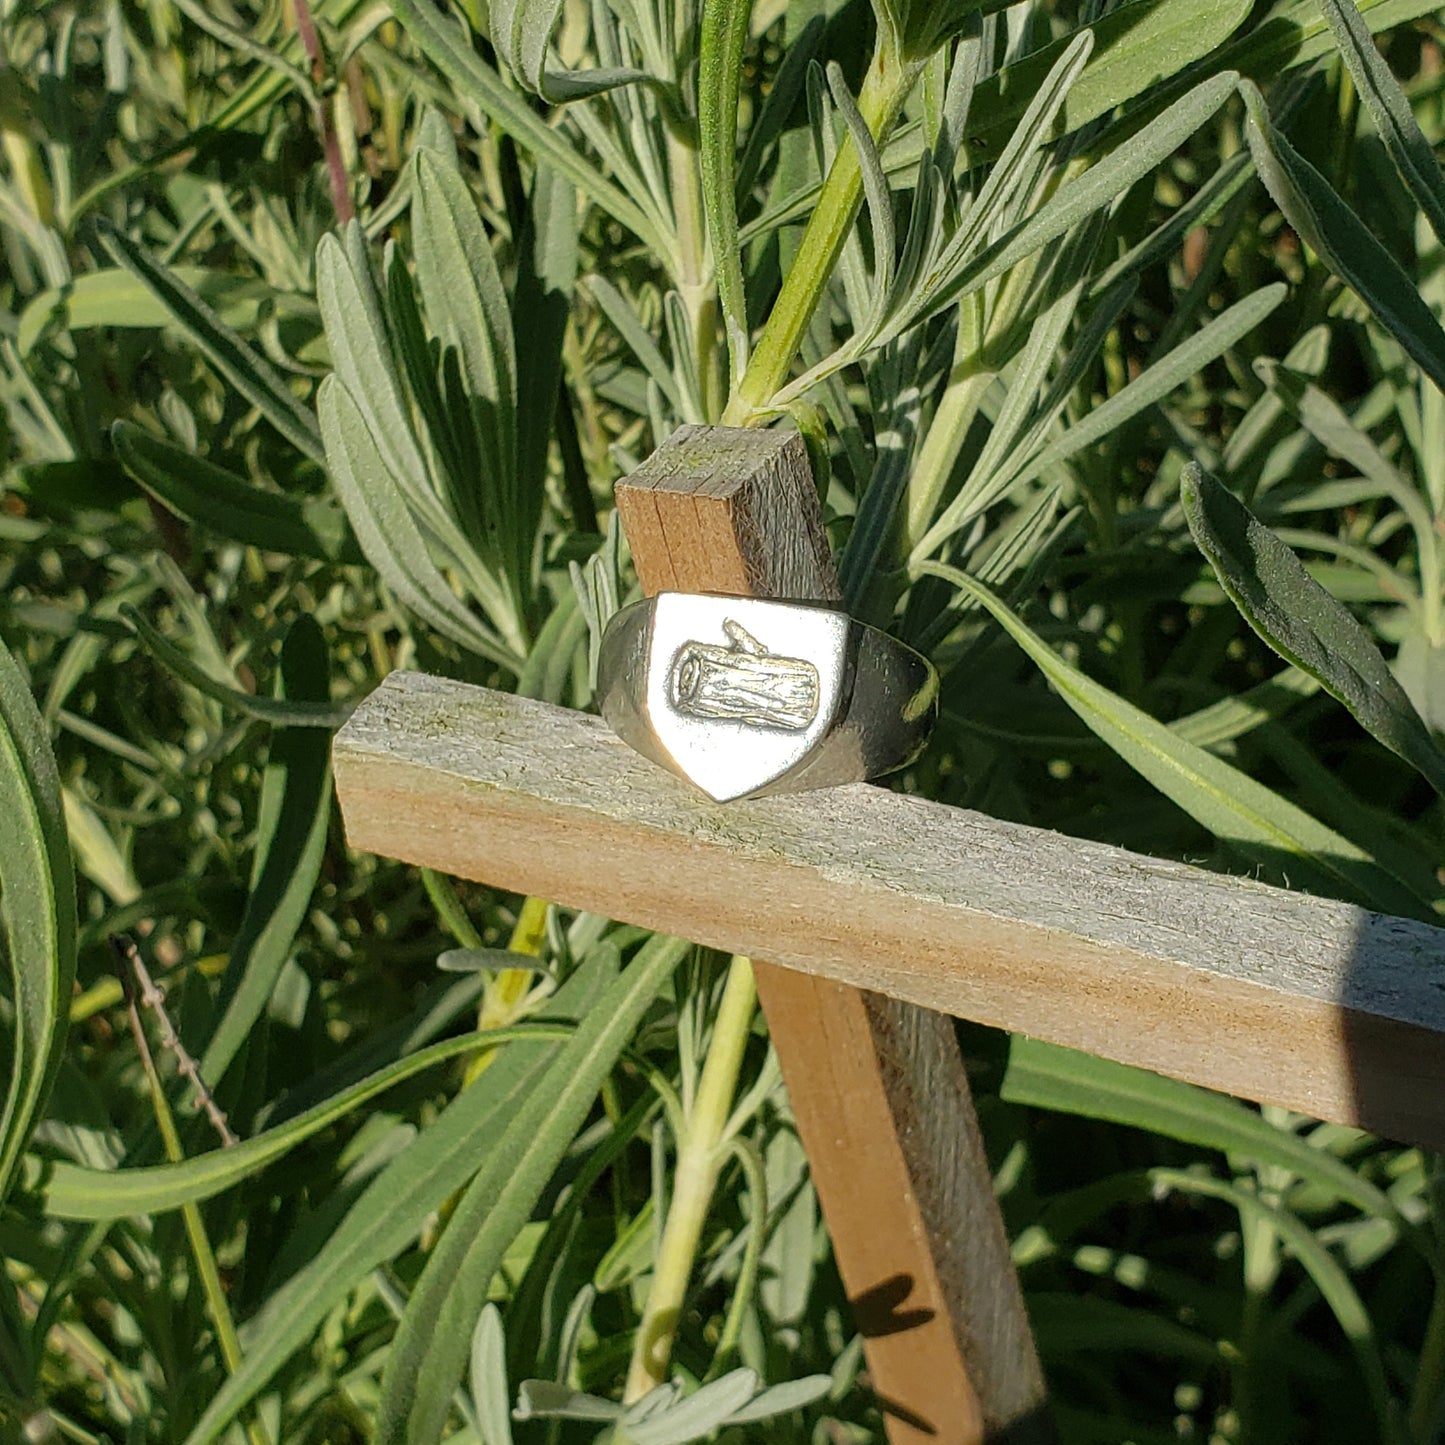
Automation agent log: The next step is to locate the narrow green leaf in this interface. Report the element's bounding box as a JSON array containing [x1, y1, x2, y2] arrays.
[[412, 145, 517, 545], [698, 0, 753, 385], [376, 934, 688, 1445], [1170, 668, 1319, 749], [1241, 80, 1445, 394], [1001, 1037, 1417, 1237], [1181, 462, 1445, 798], [1314, 0, 1445, 247], [624, 1369, 757, 1439], [29, 1025, 573, 1220], [1150, 1169, 1399, 1440], [0, 639, 76, 1206], [931, 32, 1094, 293], [1223, 324, 1332, 476], [181, 946, 624, 1445], [95, 221, 324, 463], [1091, 149, 1254, 300], [1254, 358, 1440, 568], [904, 70, 1238, 335], [315, 228, 439, 529], [1254, 361, 1415, 502], [516, 582, 587, 706], [317, 375, 518, 669], [514, 1383, 621, 1422], [384, 238, 473, 509], [388, 0, 673, 265], [469, 1307, 515, 1445], [585, 274, 684, 414], [968, 0, 1251, 146], [1397, 628, 1445, 735], [488, 0, 649, 99], [1015, 285, 1285, 487], [513, 165, 578, 507], [199, 617, 333, 1086], [915, 286, 1284, 560], [626, 1371, 759, 1445], [827, 62, 895, 340], [926, 564, 1431, 916], [17, 266, 320, 356], [722, 1375, 834, 1424], [121, 604, 353, 730], [113, 422, 363, 564]]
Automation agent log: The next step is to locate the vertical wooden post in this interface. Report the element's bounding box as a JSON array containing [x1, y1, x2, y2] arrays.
[[615, 425, 1051, 1444]]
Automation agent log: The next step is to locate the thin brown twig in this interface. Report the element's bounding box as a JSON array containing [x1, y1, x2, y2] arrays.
[[109, 934, 239, 1149], [109, 936, 270, 1445], [293, 0, 356, 225]]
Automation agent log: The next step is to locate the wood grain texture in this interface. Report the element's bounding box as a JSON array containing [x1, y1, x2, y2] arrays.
[[615, 424, 842, 603], [615, 425, 1049, 1444], [334, 676, 1445, 1151]]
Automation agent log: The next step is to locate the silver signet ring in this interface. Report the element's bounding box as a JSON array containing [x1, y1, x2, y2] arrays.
[[596, 592, 938, 802]]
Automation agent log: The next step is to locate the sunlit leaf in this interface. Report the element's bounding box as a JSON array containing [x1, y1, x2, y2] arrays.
[[1314, 0, 1445, 247], [375, 934, 688, 1445], [17, 266, 320, 357], [488, 0, 650, 100], [968, 0, 1251, 146], [389, 0, 673, 263], [1002, 1038, 1418, 1236], [1241, 79, 1445, 393], [698, 0, 752, 384], [181, 947, 623, 1445], [412, 145, 517, 556], [317, 375, 518, 669], [926, 563, 1432, 916], [30, 1025, 572, 1218], [468, 1306, 514, 1445], [1181, 463, 1445, 797]]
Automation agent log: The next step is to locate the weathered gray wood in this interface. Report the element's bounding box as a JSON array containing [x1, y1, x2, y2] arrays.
[[616, 426, 1049, 1445], [333, 674, 1445, 1150]]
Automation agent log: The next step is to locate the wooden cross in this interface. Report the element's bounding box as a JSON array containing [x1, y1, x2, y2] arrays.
[[333, 426, 1445, 1444]]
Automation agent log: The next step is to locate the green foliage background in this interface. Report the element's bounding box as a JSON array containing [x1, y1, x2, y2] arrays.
[[3, 0, 1445, 1441]]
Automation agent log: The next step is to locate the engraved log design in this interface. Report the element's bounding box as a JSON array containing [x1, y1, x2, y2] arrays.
[[670, 619, 819, 729]]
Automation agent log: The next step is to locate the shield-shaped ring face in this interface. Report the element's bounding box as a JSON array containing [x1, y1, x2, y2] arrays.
[[643, 594, 850, 802]]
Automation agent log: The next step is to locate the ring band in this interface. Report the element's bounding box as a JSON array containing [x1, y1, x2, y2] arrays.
[[597, 592, 938, 801]]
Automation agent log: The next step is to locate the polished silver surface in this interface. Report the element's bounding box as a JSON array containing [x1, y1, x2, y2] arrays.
[[598, 592, 937, 802]]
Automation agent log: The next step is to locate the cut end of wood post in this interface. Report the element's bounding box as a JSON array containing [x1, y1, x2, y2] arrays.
[[615, 425, 842, 603]]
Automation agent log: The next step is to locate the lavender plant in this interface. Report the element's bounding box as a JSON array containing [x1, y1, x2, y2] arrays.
[[3, 1, 1445, 1442]]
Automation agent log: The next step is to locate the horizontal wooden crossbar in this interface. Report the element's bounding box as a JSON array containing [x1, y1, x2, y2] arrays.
[[334, 671, 1445, 1150]]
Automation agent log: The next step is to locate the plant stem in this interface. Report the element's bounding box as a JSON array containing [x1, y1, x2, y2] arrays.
[[1236, 1204, 1279, 1445], [1237, 1114, 1290, 1445], [1411, 1155, 1445, 1440], [113, 940, 269, 1445], [624, 956, 757, 1401], [722, 45, 917, 426], [1412, 1281, 1445, 1442], [667, 126, 725, 422], [463, 894, 550, 1086], [294, 0, 355, 225]]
